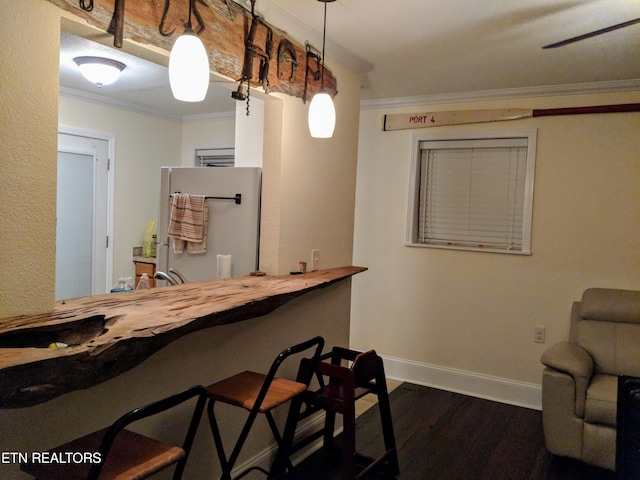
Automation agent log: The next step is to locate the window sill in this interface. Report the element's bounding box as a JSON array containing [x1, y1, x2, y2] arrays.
[[405, 242, 531, 255]]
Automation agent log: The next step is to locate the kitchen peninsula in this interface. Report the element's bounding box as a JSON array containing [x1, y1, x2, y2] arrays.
[[0, 267, 365, 408]]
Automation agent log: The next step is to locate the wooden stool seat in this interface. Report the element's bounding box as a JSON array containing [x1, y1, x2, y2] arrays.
[[206, 337, 324, 480], [22, 428, 186, 480], [207, 371, 307, 412], [21, 385, 207, 480]]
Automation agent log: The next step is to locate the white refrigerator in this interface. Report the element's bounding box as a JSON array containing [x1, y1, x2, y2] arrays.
[[156, 167, 261, 284]]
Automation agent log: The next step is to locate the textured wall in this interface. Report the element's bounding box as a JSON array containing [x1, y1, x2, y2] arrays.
[[0, 0, 59, 317]]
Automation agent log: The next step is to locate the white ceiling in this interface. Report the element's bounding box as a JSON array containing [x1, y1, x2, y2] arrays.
[[59, 0, 640, 118]]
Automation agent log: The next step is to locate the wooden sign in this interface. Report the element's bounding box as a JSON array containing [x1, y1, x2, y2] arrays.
[[383, 109, 531, 131], [383, 103, 640, 131]]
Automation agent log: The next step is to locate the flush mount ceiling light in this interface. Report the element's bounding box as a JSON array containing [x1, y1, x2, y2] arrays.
[[168, 0, 210, 102], [74, 56, 125, 87], [308, 0, 337, 139]]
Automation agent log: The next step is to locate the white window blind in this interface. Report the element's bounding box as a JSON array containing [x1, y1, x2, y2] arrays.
[[195, 148, 235, 167], [408, 132, 536, 254]]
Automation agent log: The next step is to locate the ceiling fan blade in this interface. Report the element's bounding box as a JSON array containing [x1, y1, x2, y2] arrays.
[[543, 17, 640, 48]]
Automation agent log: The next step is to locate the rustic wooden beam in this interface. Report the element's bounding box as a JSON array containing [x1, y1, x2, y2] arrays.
[[49, 0, 337, 101], [0, 267, 365, 408]]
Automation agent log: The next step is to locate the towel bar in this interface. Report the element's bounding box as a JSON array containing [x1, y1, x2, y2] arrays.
[[172, 192, 242, 205]]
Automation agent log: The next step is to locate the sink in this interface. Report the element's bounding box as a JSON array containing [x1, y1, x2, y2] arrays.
[[0, 315, 106, 348]]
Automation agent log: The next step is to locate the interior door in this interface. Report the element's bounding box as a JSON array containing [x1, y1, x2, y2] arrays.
[[56, 133, 110, 299]]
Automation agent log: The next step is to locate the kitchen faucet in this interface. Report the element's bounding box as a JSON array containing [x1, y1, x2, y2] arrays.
[[169, 268, 189, 283], [154, 271, 178, 286]]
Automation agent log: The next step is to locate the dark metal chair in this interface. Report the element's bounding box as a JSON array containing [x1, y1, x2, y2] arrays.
[[295, 347, 399, 479], [21, 385, 207, 480], [205, 336, 325, 480], [616, 375, 640, 480]]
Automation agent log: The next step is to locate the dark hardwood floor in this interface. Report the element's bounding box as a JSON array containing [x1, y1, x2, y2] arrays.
[[291, 383, 616, 480]]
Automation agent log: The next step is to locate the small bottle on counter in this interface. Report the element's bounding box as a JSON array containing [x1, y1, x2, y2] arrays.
[[142, 239, 153, 257], [136, 273, 151, 290], [142, 218, 157, 257], [111, 277, 133, 293]]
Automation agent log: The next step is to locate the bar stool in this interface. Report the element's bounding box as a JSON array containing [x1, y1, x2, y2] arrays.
[[297, 347, 399, 480], [205, 336, 324, 480], [21, 385, 207, 480]]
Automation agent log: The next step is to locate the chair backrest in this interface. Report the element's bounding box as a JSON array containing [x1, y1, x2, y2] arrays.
[[569, 288, 640, 376], [88, 385, 207, 480], [311, 347, 386, 391], [254, 336, 325, 412], [351, 350, 383, 388]]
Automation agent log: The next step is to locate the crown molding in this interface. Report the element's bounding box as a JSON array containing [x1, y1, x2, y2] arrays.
[[360, 79, 640, 111], [60, 86, 182, 121], [59, 87, 234, 123], [183, 111, 236, 123]]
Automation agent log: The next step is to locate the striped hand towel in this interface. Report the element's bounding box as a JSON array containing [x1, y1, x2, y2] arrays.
[[168, 194, 208, 254]]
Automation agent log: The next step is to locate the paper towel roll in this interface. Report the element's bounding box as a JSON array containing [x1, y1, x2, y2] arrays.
[[217, 254, 232, 279]]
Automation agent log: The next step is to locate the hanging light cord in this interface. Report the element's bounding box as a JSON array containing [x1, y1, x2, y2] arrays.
[[320, 0, 327, 90], [186, 0, 193, 30]]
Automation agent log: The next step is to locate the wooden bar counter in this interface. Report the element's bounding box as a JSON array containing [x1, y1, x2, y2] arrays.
[[0, 267, 366, 408]]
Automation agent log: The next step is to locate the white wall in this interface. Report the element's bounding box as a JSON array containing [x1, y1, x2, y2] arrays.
[[263, 60, 361, 275], [181, 113, 236, 166], [235, 97, 265, 168], [352, 91, 640, 408]]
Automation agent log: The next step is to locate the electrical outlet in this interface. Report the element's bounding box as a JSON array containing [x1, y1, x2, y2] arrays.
[[311, 249, 320, 271], [533, 326, 546, 344]]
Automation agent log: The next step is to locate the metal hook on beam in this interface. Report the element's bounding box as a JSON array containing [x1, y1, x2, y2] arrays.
[[159, 0, 209, 37]]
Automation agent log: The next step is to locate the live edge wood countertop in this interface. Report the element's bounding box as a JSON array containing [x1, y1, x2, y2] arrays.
[[0, 266, 366, 408]]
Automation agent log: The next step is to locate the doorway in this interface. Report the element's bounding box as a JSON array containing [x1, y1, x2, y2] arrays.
[[56, 132, 112, 299]]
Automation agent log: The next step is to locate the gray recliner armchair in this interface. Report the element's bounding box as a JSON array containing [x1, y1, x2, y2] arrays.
[[540, 288, 640, 471]]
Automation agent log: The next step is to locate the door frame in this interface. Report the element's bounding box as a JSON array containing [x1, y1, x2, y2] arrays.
[[58, 126, 115, 294]]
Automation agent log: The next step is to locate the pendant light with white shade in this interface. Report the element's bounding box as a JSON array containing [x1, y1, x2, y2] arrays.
[[308, 0, 336, 138], [168, 0, 210, 102]]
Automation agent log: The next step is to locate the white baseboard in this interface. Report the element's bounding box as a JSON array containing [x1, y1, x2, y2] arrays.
[[380, 355, 542, 410]]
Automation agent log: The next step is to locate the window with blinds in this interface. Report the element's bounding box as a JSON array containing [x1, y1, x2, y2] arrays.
[[195, 148, 235, 167], [406, 131, 536, 254]]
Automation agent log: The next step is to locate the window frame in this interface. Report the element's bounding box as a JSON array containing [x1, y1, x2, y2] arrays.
[[405, 128, 537, 255], [194, 147, 235, 167]]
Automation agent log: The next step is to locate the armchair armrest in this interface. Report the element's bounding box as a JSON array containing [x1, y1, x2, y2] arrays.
[[541, 342, 594, 379], [541, 342, 594, 417]]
